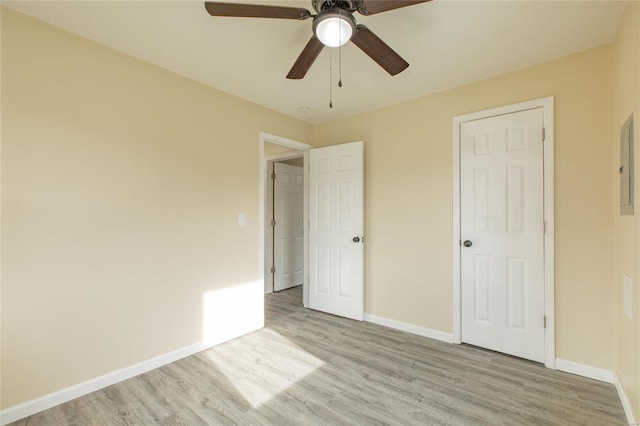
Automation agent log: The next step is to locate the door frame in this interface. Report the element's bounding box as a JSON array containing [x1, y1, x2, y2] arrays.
[[451, 97, 555, 368], [259, 132, 313, 307]]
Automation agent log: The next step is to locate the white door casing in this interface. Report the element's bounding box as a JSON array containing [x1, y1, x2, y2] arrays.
[[273, 162, 304, 291], [460, 108, 545, 362], [309, 141, 364, 321], [259, 132, 313, 301]]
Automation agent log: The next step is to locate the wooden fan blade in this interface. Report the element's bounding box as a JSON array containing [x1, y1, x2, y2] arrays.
[[356, 0, 430, 16], [204, 2, 311, 20], [287, 36, 324, 79], [350, 25, 409, 76]]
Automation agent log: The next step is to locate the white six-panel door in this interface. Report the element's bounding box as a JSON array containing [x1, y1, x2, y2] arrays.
[[309, 142, 364, 321], [460, 108, 545, 362], [273, 162, 304, 292]]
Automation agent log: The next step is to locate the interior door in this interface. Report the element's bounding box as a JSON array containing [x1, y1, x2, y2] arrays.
[[460, 108, 545, 362], [273, 162, 304, 291], [309, 141, 364, 321]]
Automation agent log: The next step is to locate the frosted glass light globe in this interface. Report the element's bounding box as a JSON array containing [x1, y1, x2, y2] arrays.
[[315, 16, 353, 47]]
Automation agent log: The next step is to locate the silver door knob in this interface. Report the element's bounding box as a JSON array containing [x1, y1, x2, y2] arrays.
[[353, 237, 360, 243], [463, 240, 472, 247]]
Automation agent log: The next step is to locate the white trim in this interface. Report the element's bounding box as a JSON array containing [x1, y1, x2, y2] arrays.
[[541, 98, 555, 369], [258, 133, 313, 299], [259, 136, 266, 293], [303, 150, 310, 308], [555, 359, 614, 384], [0, 338, 240, 425], [259, 132, 312, 151], [614, 373, 639, 425], [265, 160, 275, 294], [452, 118, 461, 344], [364, 314, 455, 344], [451, 97, 555, 367]]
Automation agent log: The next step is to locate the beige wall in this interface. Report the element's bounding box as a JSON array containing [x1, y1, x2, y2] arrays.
[[0, 5, 4, 410], [2, 2, 637, 417], [314, 45, 615, 370], [613, 1, 640, 419], [0, 8, 312, 409]]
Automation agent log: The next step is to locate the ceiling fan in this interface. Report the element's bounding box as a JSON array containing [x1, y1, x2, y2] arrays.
[[204, 0, 430, 79]]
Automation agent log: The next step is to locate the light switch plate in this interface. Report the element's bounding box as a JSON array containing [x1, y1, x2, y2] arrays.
[[620, 114, 634, 215], [623, 273, 632, 319], [238, 213, 246, 226]]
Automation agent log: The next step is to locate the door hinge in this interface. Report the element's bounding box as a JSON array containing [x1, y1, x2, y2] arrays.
[[543, 221, 546, 234], [543, 315, 547, 329], [271, 219, 276, 227], [542, 127, 546, 142], [270, 266, 276, 274], [271, 172, 276, 180]]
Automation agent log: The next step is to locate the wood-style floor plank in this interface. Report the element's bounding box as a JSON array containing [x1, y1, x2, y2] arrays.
[[10, 285, 627, 425]]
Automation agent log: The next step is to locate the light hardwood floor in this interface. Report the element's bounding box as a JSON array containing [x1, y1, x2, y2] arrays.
[[11, 285, 626, 425]]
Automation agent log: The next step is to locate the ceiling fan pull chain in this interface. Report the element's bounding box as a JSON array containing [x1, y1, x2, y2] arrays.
[[338, 39, 343, 88], [329, 49, 333, 108]]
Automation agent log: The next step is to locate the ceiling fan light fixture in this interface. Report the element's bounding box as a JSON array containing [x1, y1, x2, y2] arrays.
[[313, 8, 356, 48]]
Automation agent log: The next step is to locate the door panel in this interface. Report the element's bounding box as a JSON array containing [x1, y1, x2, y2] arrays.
[[273, 162, 303, 292], [309, 142, 364, 321], [461, 108, 544, 362]]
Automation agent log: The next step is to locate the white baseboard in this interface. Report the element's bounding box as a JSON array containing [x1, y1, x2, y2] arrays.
[[364, 316, 629, 419], [0, 329, 259, 425], [3, 320, 630, 425], [364, 313, 454, 344], [362, 316, 616, 387], [555, 358, 614, 383], [614, 373, 639, 426]]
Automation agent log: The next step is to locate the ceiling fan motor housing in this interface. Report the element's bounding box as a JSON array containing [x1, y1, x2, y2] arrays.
[[312, 0, 356, 13]]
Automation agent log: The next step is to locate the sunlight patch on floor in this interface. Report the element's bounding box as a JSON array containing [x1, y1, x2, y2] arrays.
[[205, 328, 324, 408]]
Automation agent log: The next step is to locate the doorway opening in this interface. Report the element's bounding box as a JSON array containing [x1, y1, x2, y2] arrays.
[[259, 134, 365, 322], [267, 158, 304, 293], [259, 133, 313, 309]]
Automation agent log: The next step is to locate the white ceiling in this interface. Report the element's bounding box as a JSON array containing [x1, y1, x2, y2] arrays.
[[5, 0, 626, 123]]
